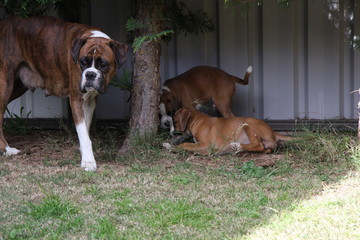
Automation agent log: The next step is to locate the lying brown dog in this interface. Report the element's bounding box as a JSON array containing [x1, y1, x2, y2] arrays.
[[164, 108, 292, 155], [159, 66, 252, 133]]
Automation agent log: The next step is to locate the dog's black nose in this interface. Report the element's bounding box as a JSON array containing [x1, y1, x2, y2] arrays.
[[85, 71, 97, 80], [164, 121, 171, 128]]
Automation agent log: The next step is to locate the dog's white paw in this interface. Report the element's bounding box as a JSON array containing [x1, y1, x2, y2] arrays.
[[230, 142, 242, 153], [81, 160, 97, 172], [4, 146, 20, 156], [162, 142, 172, 149]]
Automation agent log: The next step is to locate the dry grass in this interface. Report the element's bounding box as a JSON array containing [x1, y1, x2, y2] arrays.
[[0, 126, 359, 239]]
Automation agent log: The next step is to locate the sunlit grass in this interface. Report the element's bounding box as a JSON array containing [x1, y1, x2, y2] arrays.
[[0, 126, 359, 239], [240, 173, 360, 240]]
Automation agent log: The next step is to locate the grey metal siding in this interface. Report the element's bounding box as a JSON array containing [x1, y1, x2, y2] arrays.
[[161, 0, 359, 120], [4, 0, 360, 122]]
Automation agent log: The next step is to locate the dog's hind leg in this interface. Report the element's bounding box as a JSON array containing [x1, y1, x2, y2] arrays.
[[240, 141, 265, 152], [239, 125, 266, 152], [213, 95, 235, 118], [261, 139, 277, 153]]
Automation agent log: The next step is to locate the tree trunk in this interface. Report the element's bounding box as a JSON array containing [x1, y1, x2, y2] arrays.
[[358, 101, 360, 142], [358, 112, 360, 142], [118, 0, 162, 154], [357, 89, 360, 142]]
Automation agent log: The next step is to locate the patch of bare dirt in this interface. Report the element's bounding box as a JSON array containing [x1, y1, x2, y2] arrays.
[[4, 130, 79, 165], [2, 129, 286, 170], [182, 153, 282, 168]]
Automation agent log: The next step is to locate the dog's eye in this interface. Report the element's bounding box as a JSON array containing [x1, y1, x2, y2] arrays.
[[79, 58, 88, 68], [96, 58, 109, 71]]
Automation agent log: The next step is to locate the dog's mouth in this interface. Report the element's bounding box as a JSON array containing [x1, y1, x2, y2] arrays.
[[159, 116, 176, 136], [81, 84, 97, 93], [160, 115, 173, 127], [84, 85, 96, 92], [160, 120, 172, 129], [81, 68, 107, 94], [81, 82, 106, 94]]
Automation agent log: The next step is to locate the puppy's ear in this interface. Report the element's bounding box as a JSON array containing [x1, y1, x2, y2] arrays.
[[109, 41, 128, 68], [178, 109, 192, 132], [71, 38, 87, 63]]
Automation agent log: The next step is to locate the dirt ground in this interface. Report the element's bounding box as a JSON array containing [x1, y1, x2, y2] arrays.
[[4, 130, 80, 165], [2, 128, 287, 170]]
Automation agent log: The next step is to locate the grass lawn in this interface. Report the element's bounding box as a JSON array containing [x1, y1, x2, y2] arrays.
[[0, 125, 359, 239]]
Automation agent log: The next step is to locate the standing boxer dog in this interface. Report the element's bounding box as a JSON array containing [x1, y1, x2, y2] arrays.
[[159, 66, 252, 134], [0, 16, 128, 171], [163, 108, 292, 155]]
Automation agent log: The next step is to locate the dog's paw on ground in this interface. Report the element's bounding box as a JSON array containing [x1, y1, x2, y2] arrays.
[[162, 142, 172, 149]]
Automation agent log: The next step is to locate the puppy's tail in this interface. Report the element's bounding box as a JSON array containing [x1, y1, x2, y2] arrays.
[[231, 65, 252, 85], [275, 133, 292, 142], [275, 133, 306, 142]]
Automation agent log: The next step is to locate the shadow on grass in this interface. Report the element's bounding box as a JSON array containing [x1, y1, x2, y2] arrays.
[[0, 123, 359, 239]]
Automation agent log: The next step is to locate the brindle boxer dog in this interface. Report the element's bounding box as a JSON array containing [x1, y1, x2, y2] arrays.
[[0, 16, 128, 171]]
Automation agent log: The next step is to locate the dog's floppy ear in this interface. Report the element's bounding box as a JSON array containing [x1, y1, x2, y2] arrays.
[[71, 38, 87, 63], [109, 41, 128, 68], [177, 109, 192, 132], [169, 94, 181, 114]]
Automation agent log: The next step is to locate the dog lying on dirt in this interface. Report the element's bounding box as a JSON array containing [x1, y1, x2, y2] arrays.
[[159, 66, 252, 134], [163, 108, 292, 155]]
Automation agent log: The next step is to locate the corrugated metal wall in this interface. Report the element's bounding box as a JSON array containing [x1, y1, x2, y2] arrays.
[[162, 0, 360, 120], [5, 0, 360, 121]]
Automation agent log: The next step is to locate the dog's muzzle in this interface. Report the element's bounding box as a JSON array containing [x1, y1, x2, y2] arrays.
[[159, 102, 175, 134], [81, 70, 104, 93], [160, 115, 175, 135]]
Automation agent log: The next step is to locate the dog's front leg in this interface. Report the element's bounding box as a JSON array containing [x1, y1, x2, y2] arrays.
[[70, 92, 98, 171], [83, 91, 98, 131], [0, 76, 21, 156], [76, 121, 96, 171]]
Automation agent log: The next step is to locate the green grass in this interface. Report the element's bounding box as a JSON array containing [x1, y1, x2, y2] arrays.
[[91, 217, 120, 239], [240, 174, 360, 240], [0, 127, 359, 239], [5, 193, 83, 239]]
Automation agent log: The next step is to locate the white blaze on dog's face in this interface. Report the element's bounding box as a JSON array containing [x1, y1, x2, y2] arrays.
[[75, 32, 119, 94], [159, 102, 175, 134], [80, 53, 102, 93], [78, 42, 115, 93], [159, 86, 181, 134], [72, 30, 128, 94]]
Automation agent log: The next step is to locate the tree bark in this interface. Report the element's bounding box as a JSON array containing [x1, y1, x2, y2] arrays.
[[356, 89, 360, 142], [358, 101, 360, 142], [358, 112, 360, 142], [118, 0, 162, 154]]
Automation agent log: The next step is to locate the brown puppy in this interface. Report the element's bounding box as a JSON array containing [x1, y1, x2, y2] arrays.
[[159, 66, 252, 133], [0, 16, 128, 171], [166, 108, 291, 155]]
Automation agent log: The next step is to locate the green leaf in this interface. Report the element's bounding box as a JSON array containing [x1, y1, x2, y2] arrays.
[[132, 30, 174, 52]]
